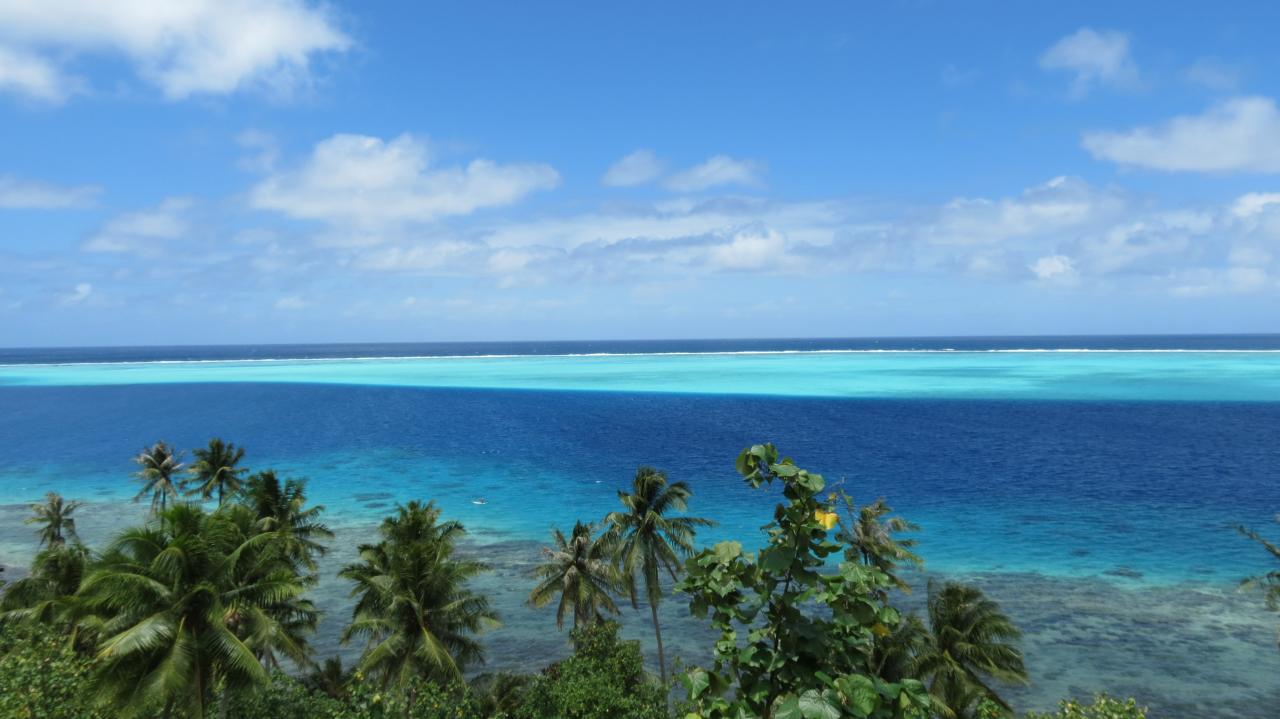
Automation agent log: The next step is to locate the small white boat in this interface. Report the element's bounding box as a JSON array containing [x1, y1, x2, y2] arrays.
[[472, 498, 488, 505]]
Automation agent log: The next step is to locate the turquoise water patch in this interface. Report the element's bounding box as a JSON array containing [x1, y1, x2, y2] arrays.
[[3, 350, 1280, 400]]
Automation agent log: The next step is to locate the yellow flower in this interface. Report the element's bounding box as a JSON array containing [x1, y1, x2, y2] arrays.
[[814, 509, 839, 530]]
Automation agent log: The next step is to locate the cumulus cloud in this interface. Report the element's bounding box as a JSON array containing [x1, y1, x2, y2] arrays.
[[84, 197, 193, 255], [1083, 96, 1280, 172], [0, 0, 350, 101], [0, 44, 76, 102], [707, 228, 790, 270], [60, 282, 92, 305], [664, 155, 764, 192], [250, 133, 560, 239], [601, 149, 664, 187], [925, 176, 1126, 246], [0, 175, 99, 209], [1040, 27, 1136, 96], [1029, 254, 1076, 281]]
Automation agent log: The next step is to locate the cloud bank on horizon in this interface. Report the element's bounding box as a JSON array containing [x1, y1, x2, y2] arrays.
[[1, 1, 1278, 345]]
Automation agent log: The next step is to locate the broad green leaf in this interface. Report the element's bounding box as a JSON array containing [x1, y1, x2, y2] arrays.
[[798, 689, 842, 719]]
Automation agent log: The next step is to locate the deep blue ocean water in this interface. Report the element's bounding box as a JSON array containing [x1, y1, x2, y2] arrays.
[[1, 336, 1278, 716]]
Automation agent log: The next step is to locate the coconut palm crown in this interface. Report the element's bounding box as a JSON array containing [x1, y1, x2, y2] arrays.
[[603, 465, 715, 688], [187, 438, 247, 506], [240, 470, 333, 573], [133, 441, 185, 516], [911, 581, 1028, 718], [26, 491, 81, 548], [77, 503, 313, 718], [339, 500, 497, 695], [528, 520, 625, 631]]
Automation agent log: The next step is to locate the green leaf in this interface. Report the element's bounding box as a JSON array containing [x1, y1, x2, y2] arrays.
[[759, 547, 795, 573], [773, 695, 803, 719], [798, 689, 842, 719], [713, 541, 743, 563], [773, 464, 799, 478], [835, 675, 880, 718], [682, 668, 711, 699]]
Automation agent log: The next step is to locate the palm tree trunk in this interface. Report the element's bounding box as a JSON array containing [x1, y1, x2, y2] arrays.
[[195, 664, 206, 719], [649, 600, 667, 687]]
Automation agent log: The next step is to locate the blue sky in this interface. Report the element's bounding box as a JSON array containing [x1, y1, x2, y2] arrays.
[[2, 1, 1279, 345]]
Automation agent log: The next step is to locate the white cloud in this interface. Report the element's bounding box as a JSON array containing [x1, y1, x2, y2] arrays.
[[1083, 96, 1280, 172], [1231, 192, 1280, 218], [663, 155, 764, 192], [84, 197, 193, 255], [250, 133, 560, 238], [0, 175, 99, 208], [601, 149, 664, 187], [925, 176, 1126, 246], [0, 0, 350, 100], [707, 228, 789, 270], [0, 44, 76, 102], [1039, 27, 1136, 96], [1029, 254, 1076, 281], [61, 282, 92, 304], [274, 295, 306, 310]]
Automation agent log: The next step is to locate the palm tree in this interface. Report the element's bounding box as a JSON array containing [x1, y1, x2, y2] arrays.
[[603, 466, 715, 687], [529, 521, 625, 632], [1237, 515, 1280, 648], [306, 656, 350, 700], [133, 441, 185, 517], [339, 501, 497, 699], [78, 503, 312, 718], [26, 491, 81, 547], [471, 673, 531, 716], [188, 438, 247, 506], [240, 470, 333, 572], [0, 541, 90, 634], [836, 493, 923, 594], [911, 582, 1028, 718]]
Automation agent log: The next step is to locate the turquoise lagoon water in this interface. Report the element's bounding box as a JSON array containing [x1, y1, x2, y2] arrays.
[[1, 339, 1278, 716], [4, 348, 1280, 401]]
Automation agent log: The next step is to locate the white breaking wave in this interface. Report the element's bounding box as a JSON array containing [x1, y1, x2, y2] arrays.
[[3, 347, 1280, 369]]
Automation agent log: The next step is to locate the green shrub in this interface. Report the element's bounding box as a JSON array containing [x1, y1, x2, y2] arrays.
[[343, 674, 483, 719], [516, 621, 666, 719], [213, 671, 347, 719], [1022, 695, 1148, 719], [0, 622, 105, 719], [676, 444, 932, 718]]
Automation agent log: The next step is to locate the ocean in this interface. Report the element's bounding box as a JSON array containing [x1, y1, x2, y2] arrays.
[[1, 336, 1277, 716]]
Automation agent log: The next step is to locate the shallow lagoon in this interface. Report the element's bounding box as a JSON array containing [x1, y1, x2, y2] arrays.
[[1, 349, 1278, 716]]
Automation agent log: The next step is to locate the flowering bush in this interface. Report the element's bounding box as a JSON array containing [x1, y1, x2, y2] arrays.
[[676, 443, 932, 718]]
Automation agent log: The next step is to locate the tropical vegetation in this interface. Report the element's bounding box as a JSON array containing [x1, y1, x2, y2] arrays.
[[0, 438, 1191, 718], [527, 520, 624, 632], [604, 465, 714, 687]]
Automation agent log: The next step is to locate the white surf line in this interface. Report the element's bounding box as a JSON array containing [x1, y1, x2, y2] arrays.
[[2, 347, 1280, 369]]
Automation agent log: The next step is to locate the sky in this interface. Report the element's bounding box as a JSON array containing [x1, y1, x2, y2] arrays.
[[2, 1, 1280, 346]]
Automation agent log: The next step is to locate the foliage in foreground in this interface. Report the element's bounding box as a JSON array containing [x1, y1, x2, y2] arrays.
[[0, 622, 107, 719], [1019, 695, 1148, 719], [676, 443, 933, 718], [0, 437, 1172, 718], [516, 621, 666, 719]]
